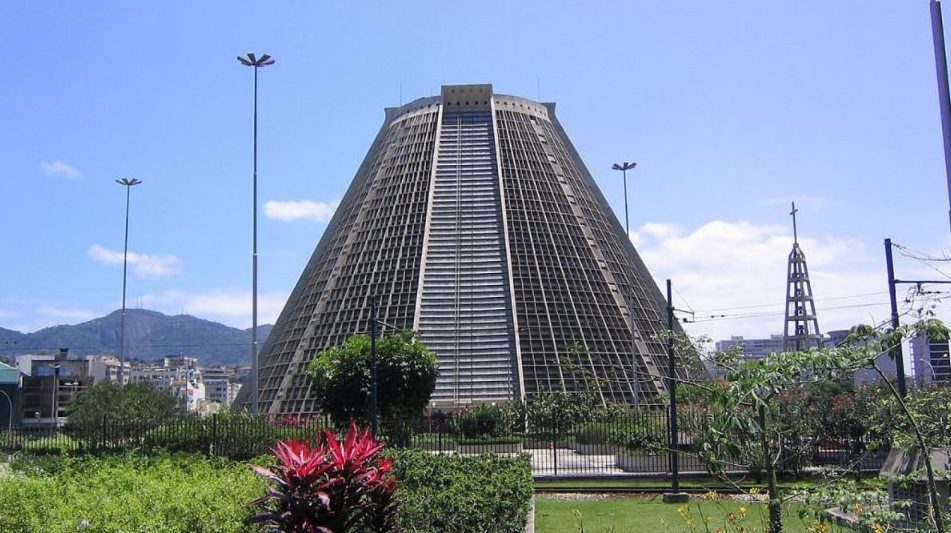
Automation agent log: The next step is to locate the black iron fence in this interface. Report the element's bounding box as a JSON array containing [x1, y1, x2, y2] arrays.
[[0, 411, 889, 477]]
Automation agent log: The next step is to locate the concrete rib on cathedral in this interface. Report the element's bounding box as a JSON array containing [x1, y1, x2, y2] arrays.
[[237, 84, 689, 415]]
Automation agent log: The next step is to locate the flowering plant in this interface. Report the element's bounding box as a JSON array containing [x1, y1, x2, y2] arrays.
[[249, 421, 398, 532]]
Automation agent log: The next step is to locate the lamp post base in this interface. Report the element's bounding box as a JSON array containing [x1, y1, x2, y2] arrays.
[[662, 492, 690, 504]]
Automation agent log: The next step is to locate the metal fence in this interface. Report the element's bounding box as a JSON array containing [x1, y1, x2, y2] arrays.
[[0, 411, 889, 478]]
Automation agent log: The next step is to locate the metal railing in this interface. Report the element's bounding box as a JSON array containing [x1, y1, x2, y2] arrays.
[[0, 411, 889, 477]]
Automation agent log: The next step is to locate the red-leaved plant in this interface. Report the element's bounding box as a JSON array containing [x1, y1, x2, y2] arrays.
[[249, 421, 398, 532]]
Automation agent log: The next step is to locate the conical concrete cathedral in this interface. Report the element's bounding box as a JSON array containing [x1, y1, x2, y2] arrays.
[[239, 84, 689, 415]]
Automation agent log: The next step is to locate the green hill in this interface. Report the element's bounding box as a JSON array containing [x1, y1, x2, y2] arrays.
[[2, 310, 272, 367]]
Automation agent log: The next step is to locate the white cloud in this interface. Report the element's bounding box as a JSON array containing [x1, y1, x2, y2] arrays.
[[640, 222, 682, 239], [631, 219, 912, 344], [264, 199, 338, 222], [40, 160, 81, 179], [140, 289, 288, 328], [88, 244, 181, 277]]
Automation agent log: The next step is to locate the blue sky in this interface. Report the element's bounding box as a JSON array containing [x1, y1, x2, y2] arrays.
[[2, 1, 951, 345]]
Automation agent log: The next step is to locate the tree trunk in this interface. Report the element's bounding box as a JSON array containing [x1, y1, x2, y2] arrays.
[[759, 404, 782, 533]]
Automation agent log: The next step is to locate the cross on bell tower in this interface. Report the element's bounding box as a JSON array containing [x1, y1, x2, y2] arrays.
[[783, 202, 822, 352]]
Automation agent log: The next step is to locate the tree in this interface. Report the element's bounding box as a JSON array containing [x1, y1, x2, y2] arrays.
[[64, 381, 185, 444], [697, 319, 949, 533], [306, 330, 438, 435]]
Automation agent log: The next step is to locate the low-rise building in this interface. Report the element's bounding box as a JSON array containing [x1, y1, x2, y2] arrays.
[[84, 354, 131, 385], [715, 335, 785, 360], [16, 350, 93, 427], [912, 329, 950, 386], [130, 355, 204, 412], [203, 366, 241, 406]]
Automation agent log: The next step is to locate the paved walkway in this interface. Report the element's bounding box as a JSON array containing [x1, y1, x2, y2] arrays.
[[528, 448, 626, 477]]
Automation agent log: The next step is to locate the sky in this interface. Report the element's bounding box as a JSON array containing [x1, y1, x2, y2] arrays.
[[3, 1, 951, 349]]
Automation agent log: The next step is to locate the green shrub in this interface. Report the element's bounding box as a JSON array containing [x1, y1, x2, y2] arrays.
[[574, 421, 620, 445], [389, 449, 533, 533], [0, 453, 263, 532], [141, 413, 322, 460], [610, 420, 666, 454], [456, 403, 508, 439], [64, 382, 184, 447]]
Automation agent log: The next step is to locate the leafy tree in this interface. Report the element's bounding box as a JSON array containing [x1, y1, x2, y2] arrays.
[[698, 319, 949, 533], [64, 382, 185, 444], [306, 330, 438, 436]]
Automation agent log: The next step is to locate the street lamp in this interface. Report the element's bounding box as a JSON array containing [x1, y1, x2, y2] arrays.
[[49, 363, 61, 436], [611, 161, 636, 235], [116, 177, 142, 386], [237, 52, 275, 415], [612, 161, 638, 408], [369, 296, 400, 437]]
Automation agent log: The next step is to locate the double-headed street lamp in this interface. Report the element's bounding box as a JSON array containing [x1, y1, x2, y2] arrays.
[[237, 52, 275, 415], [611, 161, 636, 235], [611, 161, 638, 407], [116, 177, 142, 386]]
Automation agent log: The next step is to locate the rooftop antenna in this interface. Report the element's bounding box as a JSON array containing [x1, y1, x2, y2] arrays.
[[399, 79, 403, 106], [536, 76, 541, 101]]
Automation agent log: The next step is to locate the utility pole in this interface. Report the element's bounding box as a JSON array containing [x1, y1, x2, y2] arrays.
[[663, 279, 689, 504], [883, 239, 951, 396], [931, 0, 951, 239], [884, 238, 907, 398]]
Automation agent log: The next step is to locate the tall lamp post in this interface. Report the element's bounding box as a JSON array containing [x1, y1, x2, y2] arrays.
[[237, 52, 275, 415], [611, 161, 636, 235], [368, 296, 400, 437], [612, 161, 638, 405], [116, 177, 142, 386], [49, 363, 61, 437]]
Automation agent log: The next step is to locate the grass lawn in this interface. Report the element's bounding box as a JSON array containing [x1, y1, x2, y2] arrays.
[[534, 495, 852, 533]]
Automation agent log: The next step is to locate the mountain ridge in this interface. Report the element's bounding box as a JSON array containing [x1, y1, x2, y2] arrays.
[[0, 310, 272, 367]]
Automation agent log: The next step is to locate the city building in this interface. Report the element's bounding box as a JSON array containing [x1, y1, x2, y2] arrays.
[[203, 366, 242, 406], [239, 84, 694, 415], [715, 335, 786, 360], [16, 350, 93, 427], [912, 329, 950, 385], [130, 355, 205, 411], [84, 354, 131, 385]]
